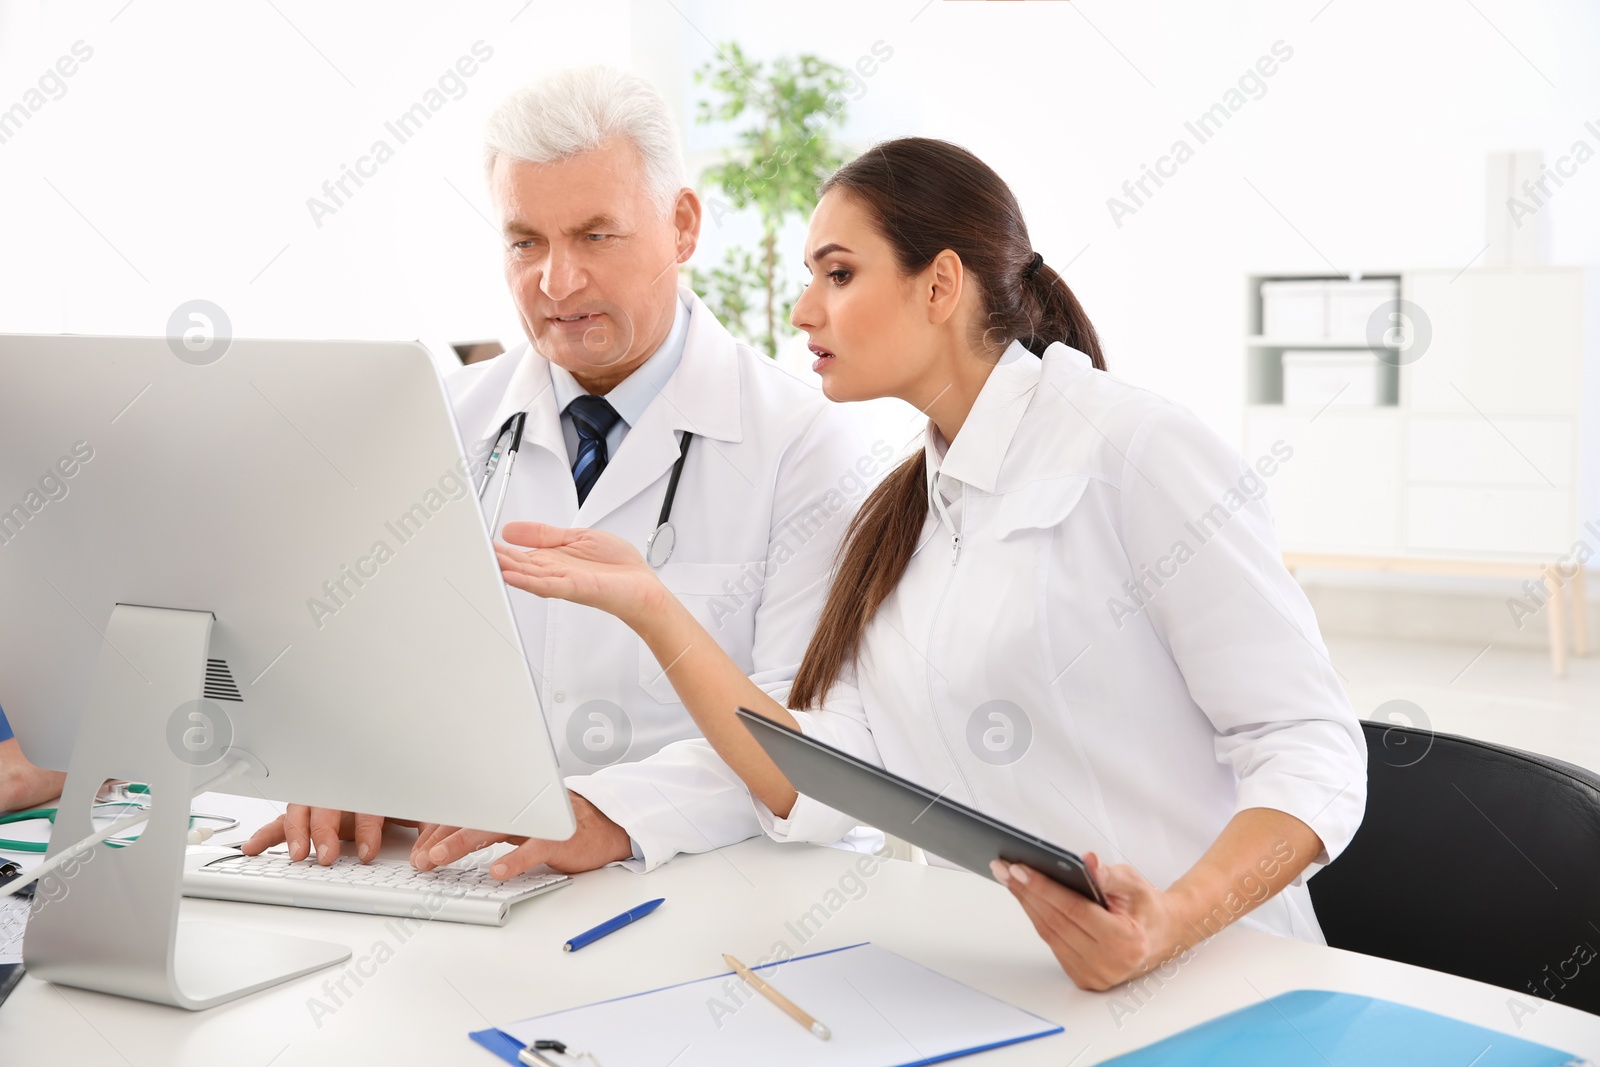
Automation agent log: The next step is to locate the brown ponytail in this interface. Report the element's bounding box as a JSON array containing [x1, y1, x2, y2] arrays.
[[788, 137, 1106, 712]]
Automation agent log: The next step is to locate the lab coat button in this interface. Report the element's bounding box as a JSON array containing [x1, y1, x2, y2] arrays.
[[554, 691, 566, 702]]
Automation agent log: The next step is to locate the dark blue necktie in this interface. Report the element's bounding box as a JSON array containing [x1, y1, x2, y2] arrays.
[[567, 395, 622, 505]]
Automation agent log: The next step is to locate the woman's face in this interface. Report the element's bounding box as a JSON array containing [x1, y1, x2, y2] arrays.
[[791, 190, 951, 406]]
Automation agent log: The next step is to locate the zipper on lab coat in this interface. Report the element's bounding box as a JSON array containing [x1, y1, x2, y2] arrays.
[[922, 479, 977, 806], [930, 472, 963, 566]]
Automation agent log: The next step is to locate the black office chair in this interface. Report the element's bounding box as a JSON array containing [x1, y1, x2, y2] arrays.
[[1309, 720, 1600, 1016]]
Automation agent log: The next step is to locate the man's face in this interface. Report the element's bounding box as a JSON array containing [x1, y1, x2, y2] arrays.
[[490, 138, 699, 392]]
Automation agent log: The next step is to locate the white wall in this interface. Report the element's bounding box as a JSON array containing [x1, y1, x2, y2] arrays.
[[3, 0, 1597, 436], [0, 0, 632, 374], [662, 0, 1600, 434]]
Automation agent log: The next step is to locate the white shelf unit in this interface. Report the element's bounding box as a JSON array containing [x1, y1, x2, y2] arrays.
[[1245, 273, 1404, 409], [1244, 267, 1599, 674]]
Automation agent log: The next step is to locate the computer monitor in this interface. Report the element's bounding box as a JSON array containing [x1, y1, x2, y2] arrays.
[[0, 332, 573, 1009]]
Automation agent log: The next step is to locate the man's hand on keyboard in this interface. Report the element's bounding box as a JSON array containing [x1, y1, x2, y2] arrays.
[[240, 806, 423, 866], [410, 791, 630, 879]]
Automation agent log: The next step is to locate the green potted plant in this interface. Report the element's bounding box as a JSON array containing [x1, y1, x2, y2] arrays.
[[688, 43, 856, 358]]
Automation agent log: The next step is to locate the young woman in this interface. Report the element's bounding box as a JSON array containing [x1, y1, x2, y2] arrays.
[[490, 138, 1367, 990]]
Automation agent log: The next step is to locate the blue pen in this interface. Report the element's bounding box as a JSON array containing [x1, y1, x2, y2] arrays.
[[562, 898, 665, 952]]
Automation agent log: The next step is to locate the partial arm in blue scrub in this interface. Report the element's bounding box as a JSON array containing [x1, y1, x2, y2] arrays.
[[0, 703, 68, 813]]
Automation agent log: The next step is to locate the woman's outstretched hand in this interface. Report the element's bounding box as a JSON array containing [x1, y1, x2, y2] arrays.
[[496, 521, 667, 628], [501, 522, 804, 818]]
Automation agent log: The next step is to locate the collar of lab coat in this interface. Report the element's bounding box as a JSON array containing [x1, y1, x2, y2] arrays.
[[547, 294, 691, 430], [481, 284, 745, 523], [923, 338, 1044, 499]]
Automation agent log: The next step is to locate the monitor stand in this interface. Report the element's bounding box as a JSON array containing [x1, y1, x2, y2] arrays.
[[23, 604, 350, 1009]]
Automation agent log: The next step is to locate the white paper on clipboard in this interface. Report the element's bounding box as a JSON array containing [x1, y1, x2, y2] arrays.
[[495, 942, 1063, 1067]]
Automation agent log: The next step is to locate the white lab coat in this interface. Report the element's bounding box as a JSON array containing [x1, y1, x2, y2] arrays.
[[447, 285, 888, 869], [754, 339, 1368, 944]]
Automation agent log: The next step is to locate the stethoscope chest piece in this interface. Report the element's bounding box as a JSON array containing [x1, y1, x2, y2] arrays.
[[645, 521, 676, 568], [643, 430, 694, 569]]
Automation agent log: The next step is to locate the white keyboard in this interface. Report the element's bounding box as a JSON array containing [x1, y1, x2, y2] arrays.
[[183, 849, 570, 926]]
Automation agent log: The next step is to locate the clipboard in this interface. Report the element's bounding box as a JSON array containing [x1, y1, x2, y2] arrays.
[[0, 864, 27, 1008], [0, 964, 22, 1009], [469, 942, 1063, 1067], [736, 708, 1104, 905]]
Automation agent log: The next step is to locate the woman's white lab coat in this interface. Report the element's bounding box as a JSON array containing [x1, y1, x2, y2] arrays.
[[756, 339, 1368, 943]]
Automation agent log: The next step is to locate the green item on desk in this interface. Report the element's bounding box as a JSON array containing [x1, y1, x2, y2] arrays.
[[0, 786, 236, 853], [0, 804, 146, 852]]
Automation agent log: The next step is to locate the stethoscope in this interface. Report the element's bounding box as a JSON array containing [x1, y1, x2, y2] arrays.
[[0, 782, 239, 853], [477, 411, 694, 569]]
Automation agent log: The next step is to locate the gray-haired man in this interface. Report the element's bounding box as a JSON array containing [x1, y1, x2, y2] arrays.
[[245, 66, 885, 878]]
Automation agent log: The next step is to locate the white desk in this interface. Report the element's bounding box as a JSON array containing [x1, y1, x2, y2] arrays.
[[3, 835, 1597, 1065]]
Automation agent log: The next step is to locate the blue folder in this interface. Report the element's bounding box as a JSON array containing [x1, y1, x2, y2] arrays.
[[1102, 989, 1587, 1066]]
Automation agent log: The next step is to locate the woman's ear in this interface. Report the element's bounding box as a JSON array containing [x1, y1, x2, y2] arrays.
[[924, 248, 964, 326]]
